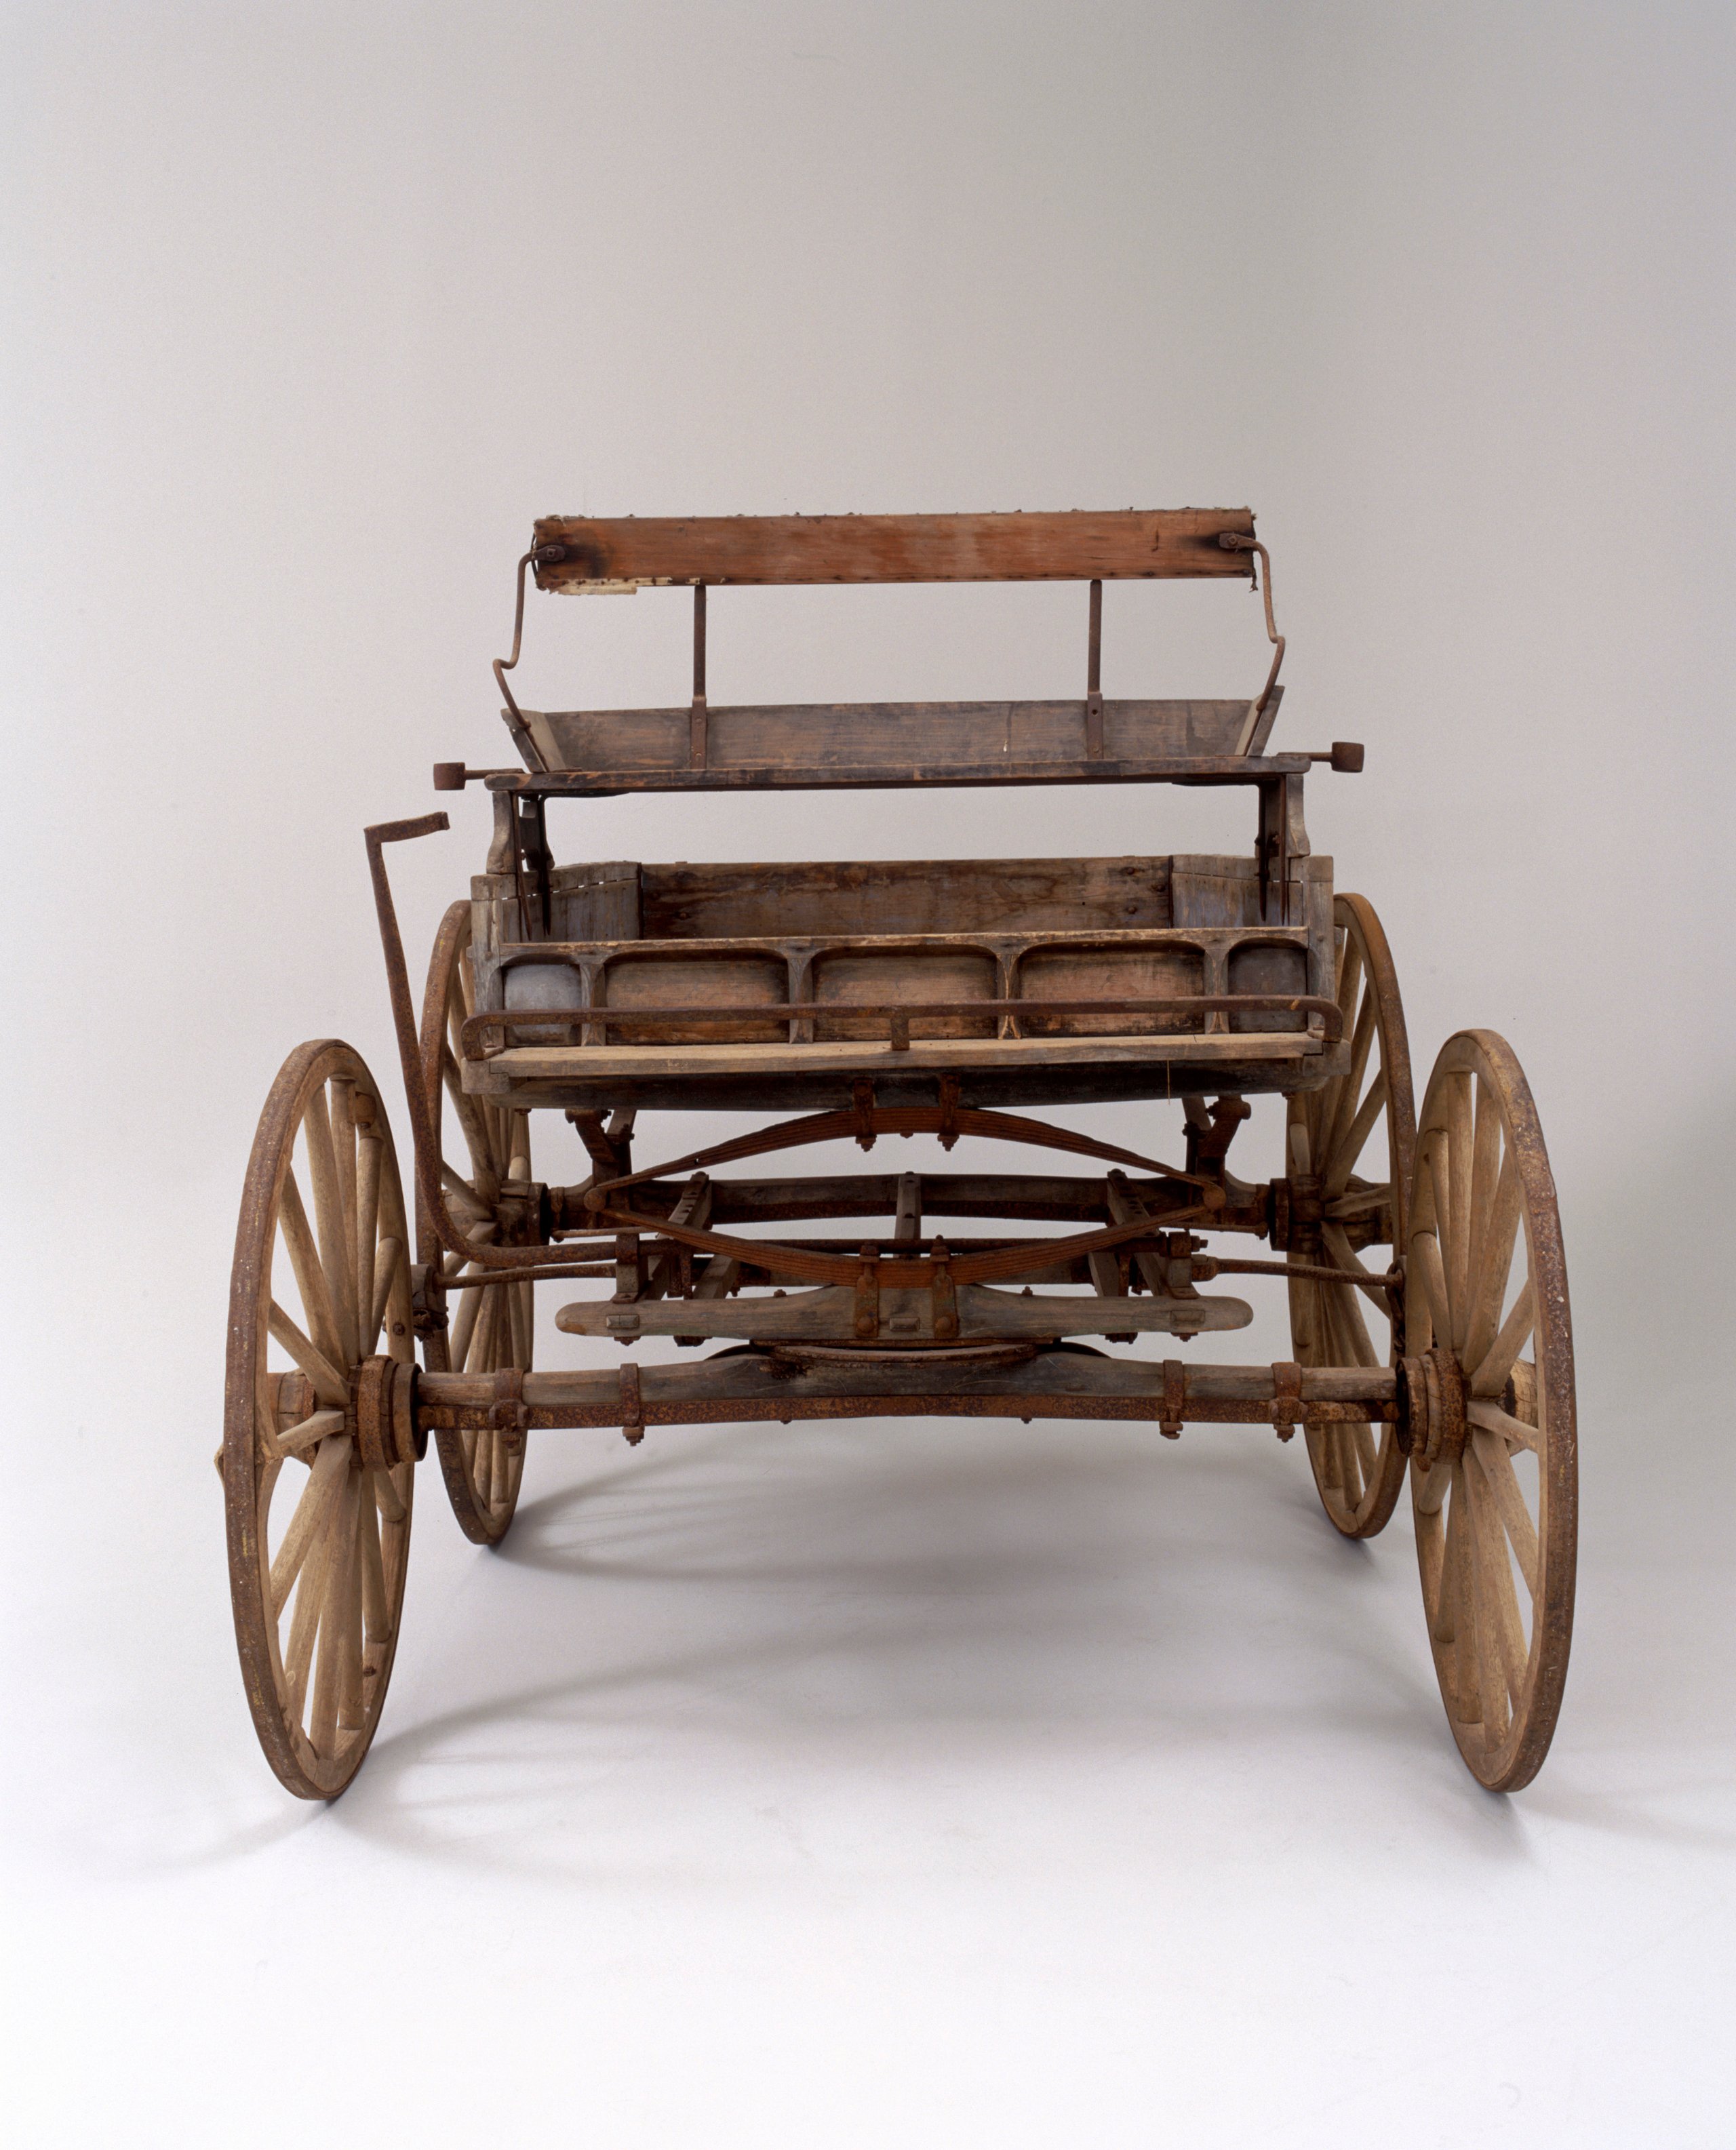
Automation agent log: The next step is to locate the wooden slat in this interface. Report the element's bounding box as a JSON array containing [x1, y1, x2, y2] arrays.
[[481, 1031, 1332, 1083], [639, 856, 1175, 940], [498, 756, 1309, 799], [556, 1281, 1252, 1344], [532, 510, 1257, 589], [522, 696, 1280, 780]]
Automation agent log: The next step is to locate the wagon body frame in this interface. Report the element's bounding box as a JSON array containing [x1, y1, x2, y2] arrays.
[[221, 509, 1578, 1801]]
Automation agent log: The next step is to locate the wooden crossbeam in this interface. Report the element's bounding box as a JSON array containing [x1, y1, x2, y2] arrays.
[[531, 510, 1257, 590]]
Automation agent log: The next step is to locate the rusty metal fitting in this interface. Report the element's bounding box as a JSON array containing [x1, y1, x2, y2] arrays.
[[854, 1246, 880, 1339], [1398, 1347, 1467, 1474], [619, 1362, 644, 1445], [1270, 1360, 1303, 1442], [495, 1180, 551, 1248], [936, 1074, 962, 1152], [1160, 1358, 1185, 1438], [410, 1261, 448, 1337], [488, 1366, 529, 1455], [1273, 1178, 1333, 1255], [395, 1360, 425, 1462], [930, 1237, 958, 1341], [353, 1356, 422, 1471]]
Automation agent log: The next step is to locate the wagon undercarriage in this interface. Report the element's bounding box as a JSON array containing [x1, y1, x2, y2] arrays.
[[222, 509, 1577, 1806]]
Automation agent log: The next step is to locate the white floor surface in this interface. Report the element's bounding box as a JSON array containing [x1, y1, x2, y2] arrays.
[[6, 1389, 1731, 2148]]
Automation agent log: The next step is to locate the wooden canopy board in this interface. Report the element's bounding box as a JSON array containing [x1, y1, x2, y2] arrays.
[[531, 509, 1258, 589]]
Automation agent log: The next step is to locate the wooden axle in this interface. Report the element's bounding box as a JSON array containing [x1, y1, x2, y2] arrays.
[[409, 1351, 1402, 1440]]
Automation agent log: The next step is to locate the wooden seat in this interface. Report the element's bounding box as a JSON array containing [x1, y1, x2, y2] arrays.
[[485, 508, 1286, 784]]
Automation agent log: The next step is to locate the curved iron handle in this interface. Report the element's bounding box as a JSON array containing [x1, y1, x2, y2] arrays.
[[363, 813, 536, 1275], [1219, 532, 1286, 745], [492, 545, 566, 772]]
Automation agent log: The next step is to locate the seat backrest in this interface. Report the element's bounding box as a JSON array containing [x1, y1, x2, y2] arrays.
[[530, 509, 1257, 591]]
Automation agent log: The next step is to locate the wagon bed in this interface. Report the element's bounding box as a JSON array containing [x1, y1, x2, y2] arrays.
[[222, 506, 1579, 1806]]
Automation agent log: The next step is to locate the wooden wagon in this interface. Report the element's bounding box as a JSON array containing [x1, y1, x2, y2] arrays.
[[222, 510, 1577, 1799]]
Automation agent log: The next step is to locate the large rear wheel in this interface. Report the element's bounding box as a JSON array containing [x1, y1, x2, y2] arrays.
[[223, 1041, 416, 1799], [1407, 1029, 1577, 1791]]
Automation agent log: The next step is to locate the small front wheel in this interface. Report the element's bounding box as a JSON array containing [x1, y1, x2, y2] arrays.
[[417, 900, 534, 1545], [1287, 894, 1417, 1537]]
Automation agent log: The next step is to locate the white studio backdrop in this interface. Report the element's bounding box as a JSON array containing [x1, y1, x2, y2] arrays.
[[3, 6, 1733, 2147]]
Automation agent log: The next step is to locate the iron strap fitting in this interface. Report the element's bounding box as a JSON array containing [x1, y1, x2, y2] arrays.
[[930, 1237, 958, 1340], [1270, 1359, 1305, 1442], [410, 1260, 449, 1337], [488, 1366, 529, 1454], [1160, 1358, 1186, 1439], [854, 1246, 880, 1338], [619, 1362, 644, 1446]]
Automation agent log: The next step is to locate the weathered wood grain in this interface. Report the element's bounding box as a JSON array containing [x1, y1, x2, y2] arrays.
[[521, 696, 1280, 780], [555, 1281, 1253, 1344], [639, 857, 1175, 940], [532, 510, 1257, 589], [479, 1031, 1335, 1084]]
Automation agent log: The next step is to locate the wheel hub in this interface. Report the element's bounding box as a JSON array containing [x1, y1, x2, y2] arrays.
[[1398, 1345, 1467, 1474], [351, 1355, 424, 1471]]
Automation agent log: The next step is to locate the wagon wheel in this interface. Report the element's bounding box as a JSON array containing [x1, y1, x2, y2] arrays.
[[1286, 894, 1417, 1536], [223, 1041, 416, 1799], [418, 900, 534, 1545], [1407, 1030, 1577, 1791]]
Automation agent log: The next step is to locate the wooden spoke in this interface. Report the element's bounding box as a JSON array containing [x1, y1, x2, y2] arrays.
[[1469, 1428, 1539, 1595], [302, 1083, 359, 1368], [440, 1161, 492, 1225], [1444, 1070, 1474, 1327], [1462, 1446, 1524, 1724], [268, 1433, 351, 1617], [1324, 984, 1377, 1172], [1465, 1397, 1540, 1456], [355, 1130, 384, 1349], [1461, 1078, 1503, 1339], [277, 1406, 345, 1459], [441, 1046, 503, 1208], [369, 1235, 405, 1349], [266, 1302, 348, 1409], [1469, 1281, 1535, 1399], [1413, 1448, 1453, 1517], [1408, 1223, 1452, 1354], [1320, 1220, 1392, 1316], [278, 1170, 344, 1373], [223, 1040, 416, 1799], [418, 902, 534, 1545], [1461, 1149, 1522, 1374], [1288, 896, 1415, 1539], [373, 1466, 408, 1527], [1324, 1069, 1387, 1201], [1406, 1030, 1577, 1793]]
